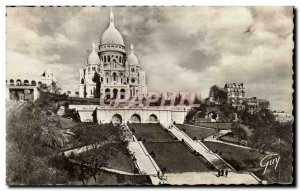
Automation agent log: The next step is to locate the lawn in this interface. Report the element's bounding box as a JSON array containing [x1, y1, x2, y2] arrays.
[[75, 143, 136, 173], [143, 142, 213, 173], [175, 124, 217, 139], [198, 122, 233, 130], [105, 146, 136, 173], [72, 171, 151, 185], [203, 142, 266, 171], [128, 123, 174, 141]]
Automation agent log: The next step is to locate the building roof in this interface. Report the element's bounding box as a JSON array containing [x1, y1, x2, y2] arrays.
[[127, 43, 139, 66], [87, 41, 99, 65]]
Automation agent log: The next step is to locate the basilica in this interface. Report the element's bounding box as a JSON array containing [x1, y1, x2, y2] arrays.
[[79, 10, 147, 99]]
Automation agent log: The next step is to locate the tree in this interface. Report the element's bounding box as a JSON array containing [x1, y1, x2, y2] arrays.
[[230, 123, 247, 140], [209, 85, 227, 105], [92, 72, 101, 98], [83, 85, 87, 98], [6, 96, 70, 185]]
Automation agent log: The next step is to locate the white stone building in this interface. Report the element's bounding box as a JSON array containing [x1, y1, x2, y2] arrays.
[[79, 10, 147, 99], [6, 69, 57, 101]]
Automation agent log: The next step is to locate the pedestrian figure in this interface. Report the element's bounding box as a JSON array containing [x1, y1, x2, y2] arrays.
[[225, 170, 228, 177], [221, 169, 224, 176], [217, 170, 220, 177]]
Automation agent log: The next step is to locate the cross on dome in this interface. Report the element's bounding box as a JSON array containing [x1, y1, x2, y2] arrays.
[[130, 43, 134, 51], [110, 8, 114, 25], [92, 41, 96, 51]]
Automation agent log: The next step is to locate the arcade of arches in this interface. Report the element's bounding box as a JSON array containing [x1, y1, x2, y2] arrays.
[[69, 105, 189, 125]]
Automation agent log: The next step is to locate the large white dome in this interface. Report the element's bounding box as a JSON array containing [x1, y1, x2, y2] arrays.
[[100, 11, 124, 46]]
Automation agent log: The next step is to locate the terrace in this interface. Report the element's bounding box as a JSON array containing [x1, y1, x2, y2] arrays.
[[175, 124, 217, 140], [128, 123, 174, 141], [143, 142, 213, 173], [203, 142, 265, 171]]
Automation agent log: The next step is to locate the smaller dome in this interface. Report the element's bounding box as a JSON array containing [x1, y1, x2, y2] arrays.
[[88, 41, 99, 65], [127, 43, 139, 66]]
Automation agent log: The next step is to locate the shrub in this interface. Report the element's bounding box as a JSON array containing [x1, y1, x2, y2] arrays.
[[69, 151, 75, 159], [143, 139, 146, 143], [193, 137, 197, 140], [196, 152, 200, 156], [116, 174, 125, 183], [138, 137, 142, 141], [219, 151, 222, 155], [201, 138, 204, 142], [133, 168, 139, 174], [215, 149, 218, 153], [150, 151, 155, 158], [174, 137, 178, 140], [181, 138, 184, 142], [192, 150, 197, 155]]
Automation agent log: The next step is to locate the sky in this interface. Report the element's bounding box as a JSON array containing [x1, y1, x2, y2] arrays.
[[6, 6, 294, 113]]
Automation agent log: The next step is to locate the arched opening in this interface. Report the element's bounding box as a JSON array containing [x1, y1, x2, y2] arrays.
[[104, 56, 106, 62], [112, 114, 122, 126], [113, 72, 117, 81], [149, 114, 158, 122], [131, 114, 141, 123], [120, 89, 126, 99], [9, 79, 14, 86], [16, 79, 22, 86], [81, 78, 84, 84], [24, 80, 29, 86], [108, 55, 110, 62], [31, 80, 36, 86], [105, 88, 111, 99], [113, 88, 118, 99]]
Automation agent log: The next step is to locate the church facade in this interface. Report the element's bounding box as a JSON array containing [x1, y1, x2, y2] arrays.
[[79, 10, 147, 99]]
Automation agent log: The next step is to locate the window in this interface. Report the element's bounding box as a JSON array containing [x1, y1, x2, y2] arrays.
[[108, 55, 110, 62], [92, 67, 95, 71], [104, 56, 106, 62], [119, 57, 121, 63], [113, 73, 117, 81], [106, 78, 108, 83]]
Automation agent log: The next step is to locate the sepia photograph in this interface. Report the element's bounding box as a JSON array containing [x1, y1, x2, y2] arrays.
[[5, 5, 294, 186]]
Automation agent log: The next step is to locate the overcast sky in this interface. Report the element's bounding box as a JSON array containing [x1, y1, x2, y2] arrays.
[[6, 6, 294, 113]]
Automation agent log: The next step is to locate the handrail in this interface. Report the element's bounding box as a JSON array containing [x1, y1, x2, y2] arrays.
[[171, 123, 193, 141], [125, 123, 160, 174], [137, 141, 161, 173]]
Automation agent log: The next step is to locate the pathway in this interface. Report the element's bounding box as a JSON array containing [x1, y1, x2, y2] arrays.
[[125, 124, 162, 184], [167, 123, 234, 170], [164, 171, 261, 185]]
